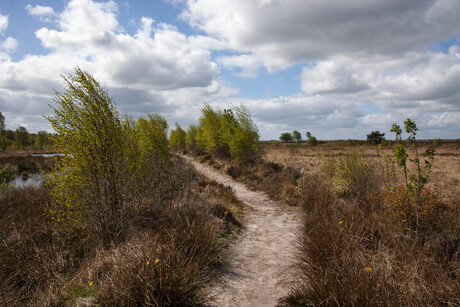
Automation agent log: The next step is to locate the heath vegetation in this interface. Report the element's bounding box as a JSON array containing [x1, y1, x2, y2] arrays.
[[0, 68, 243, 305]]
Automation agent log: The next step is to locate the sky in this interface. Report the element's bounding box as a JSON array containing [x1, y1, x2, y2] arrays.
[[0, 0, 459, 140]]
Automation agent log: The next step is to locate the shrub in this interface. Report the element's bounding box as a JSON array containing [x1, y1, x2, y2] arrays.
[[169, 123, 186, 151], [433, 138, 442, 147], [197, 104, 260, 163], [367, 131, 385, 144], [323, 149, 381, 198], [45, 68, 142, 246], [280, 132, 293, 142], [306, 131, 318, 146], [292, 130, 302, 142], [0, 163, 15, 185], [224, 106, 260, 164]]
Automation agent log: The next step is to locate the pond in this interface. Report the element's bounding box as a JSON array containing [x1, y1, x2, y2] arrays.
[[9, 173, 43, 188]]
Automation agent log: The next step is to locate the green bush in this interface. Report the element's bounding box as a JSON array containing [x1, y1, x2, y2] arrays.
[[324, 149, 380, 198], [197, 104, 260, 163], [280, 132, 293, 142], [169, 123, 186, 151]]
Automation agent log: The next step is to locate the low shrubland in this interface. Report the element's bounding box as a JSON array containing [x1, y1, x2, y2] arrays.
[[282, 121, 460, 306], [0, 156, 243, 306], [0, 68, 243, 305]]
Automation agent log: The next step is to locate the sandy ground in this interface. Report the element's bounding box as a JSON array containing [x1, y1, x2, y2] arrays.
[[182, 155, 302, 307]]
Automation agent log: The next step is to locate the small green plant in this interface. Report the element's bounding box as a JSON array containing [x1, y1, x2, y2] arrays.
[[432, 138, 442, 147], [390, 119, 435, 232]]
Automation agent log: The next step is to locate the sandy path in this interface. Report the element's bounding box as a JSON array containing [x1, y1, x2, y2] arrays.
[[182, 156, 302, 307]]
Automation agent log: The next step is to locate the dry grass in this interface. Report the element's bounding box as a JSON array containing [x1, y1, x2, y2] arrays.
[[262, 141, 460, 203], [0, 156, 243, 305], [274, 143, 460, 306]]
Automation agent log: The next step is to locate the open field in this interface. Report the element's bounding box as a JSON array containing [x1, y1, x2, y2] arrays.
[[262, 141, 460, 204]]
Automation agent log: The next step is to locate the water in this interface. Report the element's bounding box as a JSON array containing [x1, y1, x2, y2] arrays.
[[32, 153, 60, 158], [9, 173, 43, 188]]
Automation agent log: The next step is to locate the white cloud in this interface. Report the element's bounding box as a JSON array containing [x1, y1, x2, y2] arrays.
[[0, 14, 7, 35], [216, 54, 262, 77], [301, 47, 460, 114], [0, 0, 226, 132], [25, 4, 55, 22], [1, 37, 18, 52], [181, 0, 460, 72]]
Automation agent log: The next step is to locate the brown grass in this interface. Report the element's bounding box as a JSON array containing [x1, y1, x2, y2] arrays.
[[274, 143, 460, 306], [0, 156, 243, 305]]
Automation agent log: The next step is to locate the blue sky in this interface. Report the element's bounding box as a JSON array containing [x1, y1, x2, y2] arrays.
[[0, 0, 459, 140]]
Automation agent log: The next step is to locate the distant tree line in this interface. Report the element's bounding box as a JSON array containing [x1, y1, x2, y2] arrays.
[[0, 112, 55, 151], [279, 130, 318, 146]]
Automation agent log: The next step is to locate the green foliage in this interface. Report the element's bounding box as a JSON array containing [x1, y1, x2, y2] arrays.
[[306, 131, 318, 146], [432, 138, 442, 147], [14, 126, 29, 150], [280, 132, 293, 142], [225, 106, 260, 163], [34, 130, 53, 150], [0, 163, 15, 186], [0, 112, 6, 151], [137, 113, 169, 166], [390, 118, 435, 232], [367, 131, 385, 144], [198, 104, 228, 157], [185, 124, 202, 153], [292, 130, 302, 142], [324, 149, 379, 197], [45, 68, 139, 245], [169, 123, 186, 151], [197, 104, 260, 163]]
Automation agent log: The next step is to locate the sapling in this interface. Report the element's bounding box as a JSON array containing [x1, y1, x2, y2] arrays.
[[390, 119, 435, 232]]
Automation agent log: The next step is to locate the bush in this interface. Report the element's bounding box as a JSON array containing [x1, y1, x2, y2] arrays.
[[323, 149, 381, 198], [46, 68, 149, 246], [169, 123, 186, 151], [197, 104, 260, 163], [279, 132, 293, 142], [367, 131, 385, 144]]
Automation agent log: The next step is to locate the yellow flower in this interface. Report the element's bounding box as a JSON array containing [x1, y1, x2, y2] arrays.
[[155, 258, 159, 264], [146, 261, 150, 265], [230, 233, 233, 236], [89, 281, 93, 287], [339, 221, 343, 224], [224, 211, 228, 215], [365, 266, 372, 272]]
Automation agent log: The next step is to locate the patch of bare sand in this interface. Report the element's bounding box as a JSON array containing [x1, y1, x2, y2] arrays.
[[182, 155, 302, 307]]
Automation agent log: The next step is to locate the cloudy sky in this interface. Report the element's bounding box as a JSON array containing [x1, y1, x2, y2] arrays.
[[0, 0, 459, 140]]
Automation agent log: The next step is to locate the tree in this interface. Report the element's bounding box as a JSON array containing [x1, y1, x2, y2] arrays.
[[35, 130, 50, 150], [169, 123, 186, 151], [292, 130, 302, 142], [280, 132, 293, 142], [306, 131, 318, 146], [14, 126, 29, 150], [0, 112, 5, 150], [46, 68, 137, 246], [367, 131, 385, 145]]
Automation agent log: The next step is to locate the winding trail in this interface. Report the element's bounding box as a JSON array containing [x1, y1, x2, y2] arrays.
[[182, 156, 302, 307]]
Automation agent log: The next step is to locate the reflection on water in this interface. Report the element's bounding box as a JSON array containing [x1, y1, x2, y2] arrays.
[[10, 173, 43, 188], [32, 153, 60, 158]]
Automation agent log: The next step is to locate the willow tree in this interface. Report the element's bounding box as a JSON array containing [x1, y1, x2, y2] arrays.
[[46, 68, 135, 246]]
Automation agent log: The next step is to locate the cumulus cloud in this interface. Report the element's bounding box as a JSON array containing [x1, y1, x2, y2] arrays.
[[216, 54, 262, 77], [181, 0, 460, 71], [0, 14, 8, 35], [25, 4, 55, 22], [301, 47, 460, 113]]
